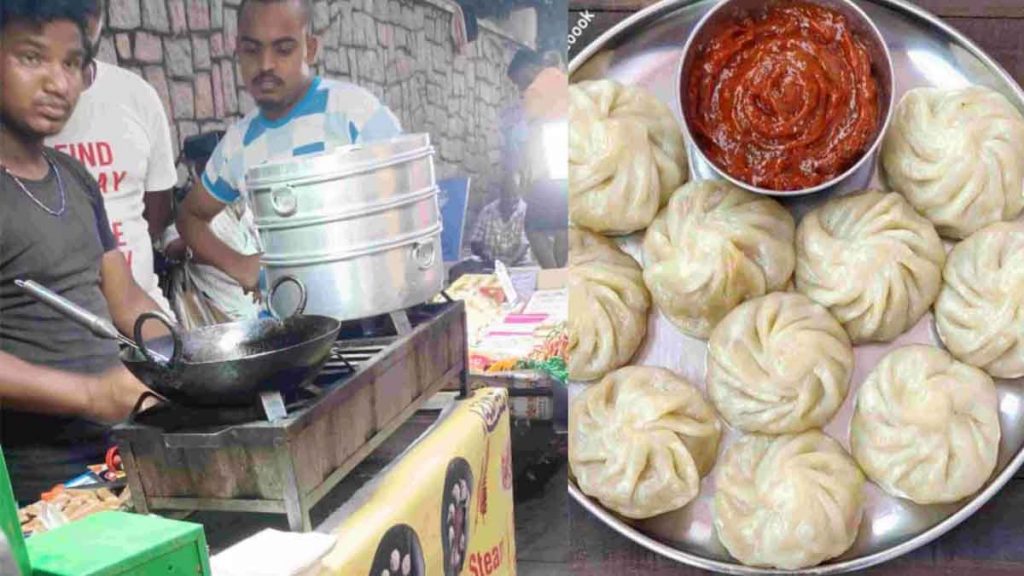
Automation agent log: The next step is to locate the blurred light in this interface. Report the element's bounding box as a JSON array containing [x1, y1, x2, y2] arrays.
[[1000, 392, 1021, 419], [872, 509, 903, 537], [541, 121, 568, 180], [906, 49, 970, 89], [218, 330, 246, 353]]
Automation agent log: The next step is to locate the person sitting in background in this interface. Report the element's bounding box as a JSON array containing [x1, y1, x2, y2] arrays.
[[470, 172, 534, 268], [176, 0, 402, 320], [46, 0, 179, 316], [506, 48, 568, 269], [0, 0, 164, 502]]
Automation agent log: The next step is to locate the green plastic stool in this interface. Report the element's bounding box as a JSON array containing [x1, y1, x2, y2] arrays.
[[0, 448, 32, 575], [27, 511, 211, 576]]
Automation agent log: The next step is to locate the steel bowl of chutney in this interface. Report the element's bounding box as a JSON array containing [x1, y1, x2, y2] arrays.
[[677, 0, 894, 196]]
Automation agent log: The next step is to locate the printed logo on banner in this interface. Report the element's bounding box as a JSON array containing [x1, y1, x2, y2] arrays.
[[501, 438, 513, 492], [367, 524, 426, 576], [442, 458, 474, 576], [468, 538, 508, 576], [468, 389, 508, 434]]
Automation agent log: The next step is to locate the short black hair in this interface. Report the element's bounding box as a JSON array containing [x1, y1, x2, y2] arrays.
[[239, 0, 311, 26], [0, 0, 97, 59], [507, 48, 543, 79]]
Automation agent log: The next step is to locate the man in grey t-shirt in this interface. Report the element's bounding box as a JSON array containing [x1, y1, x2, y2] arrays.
[[0, 1, 167, 501]]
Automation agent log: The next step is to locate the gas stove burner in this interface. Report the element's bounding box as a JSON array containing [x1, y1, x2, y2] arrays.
[[130, 356, 365, 431], [128, 338, 398, 431], [323, 348, 356, 374], [321, 340, 390, 375], [129, 396, 266, 431], [112, 300, 464, 532], [131, 383, 331, 430], [334, 301, 455, 341]]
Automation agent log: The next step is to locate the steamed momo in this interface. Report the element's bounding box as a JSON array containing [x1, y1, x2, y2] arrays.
[[570, 80, 688, 235], [935, 222, 1024, 379], [881, 86, 1024, 239], [642, 180, 795, 339], [569, 366, 721, 519], [568, 229, 650, 381], [707, 292, 853, 434], [796, 190, 946, 343], [714, 431, 865, 570], [850, 345, 1000, 504]]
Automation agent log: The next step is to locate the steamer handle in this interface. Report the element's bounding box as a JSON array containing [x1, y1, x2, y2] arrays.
[[412, 241, 436, 270], [267, 275, 308, 320], [270, 185, 298, 217]]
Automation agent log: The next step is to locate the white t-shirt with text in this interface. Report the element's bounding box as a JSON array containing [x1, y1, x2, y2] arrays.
[[47, 60, 178, 313]]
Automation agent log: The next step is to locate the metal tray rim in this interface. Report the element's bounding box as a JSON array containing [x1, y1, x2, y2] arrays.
[[568, 0, 1024, 573], [570, 0, 1024, 106], [571, 438, 1024, 574]]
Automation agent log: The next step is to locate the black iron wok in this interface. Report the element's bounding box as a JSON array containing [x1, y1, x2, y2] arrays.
[[16, 277, 341, 406]]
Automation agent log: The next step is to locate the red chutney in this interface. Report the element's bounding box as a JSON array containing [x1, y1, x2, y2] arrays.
[[685, 2, 880, 191]]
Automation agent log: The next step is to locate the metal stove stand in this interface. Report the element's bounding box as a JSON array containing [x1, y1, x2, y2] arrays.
[[113, 301, 467, 531]]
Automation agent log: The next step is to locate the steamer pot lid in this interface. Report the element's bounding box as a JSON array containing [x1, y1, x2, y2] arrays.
[[245, 133, 432, 187]]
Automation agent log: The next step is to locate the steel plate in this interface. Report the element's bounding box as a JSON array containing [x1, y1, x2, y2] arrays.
[[568, 1, 1024, 573]]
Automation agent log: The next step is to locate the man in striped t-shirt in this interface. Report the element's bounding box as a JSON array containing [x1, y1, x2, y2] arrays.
[[177, 0, 401, 319]]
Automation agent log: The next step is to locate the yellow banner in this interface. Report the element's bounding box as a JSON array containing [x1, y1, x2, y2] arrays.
[[316, 388, 517, 576]]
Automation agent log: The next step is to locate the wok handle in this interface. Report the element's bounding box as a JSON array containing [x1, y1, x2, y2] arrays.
[[267, 275, 307, 320], [133, 311, 183, 369], [128, 391, 166, 422]]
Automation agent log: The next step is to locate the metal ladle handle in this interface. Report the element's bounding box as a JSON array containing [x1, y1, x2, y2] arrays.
[[15, 279, 122, 340], [132, 311, 183, 369], [266, 275, 307, 320]]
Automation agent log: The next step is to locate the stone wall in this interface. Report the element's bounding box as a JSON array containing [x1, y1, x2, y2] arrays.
[[98, 0, 523, 217]]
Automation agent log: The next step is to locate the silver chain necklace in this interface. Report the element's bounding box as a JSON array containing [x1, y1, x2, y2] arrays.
[[2, 151, 67, 217]]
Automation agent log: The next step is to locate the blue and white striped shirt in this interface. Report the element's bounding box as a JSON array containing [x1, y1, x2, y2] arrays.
[[190, 76, 401, 320], [201, 75, 402, 205]]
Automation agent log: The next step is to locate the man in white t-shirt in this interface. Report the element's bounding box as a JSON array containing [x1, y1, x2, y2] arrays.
[[46, 0, 178, 314]]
